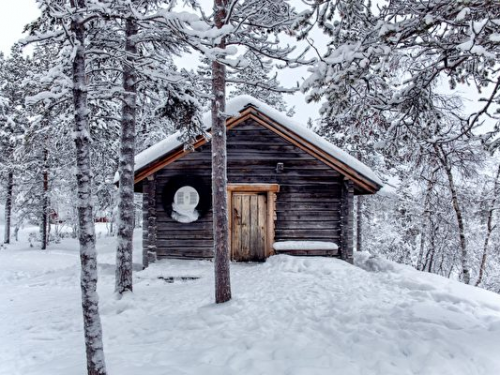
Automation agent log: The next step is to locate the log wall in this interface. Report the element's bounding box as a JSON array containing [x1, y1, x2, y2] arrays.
[[145, 118, 345, 259]]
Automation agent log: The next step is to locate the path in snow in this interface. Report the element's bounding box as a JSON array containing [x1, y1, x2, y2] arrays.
[[1, 226, 500, 375]]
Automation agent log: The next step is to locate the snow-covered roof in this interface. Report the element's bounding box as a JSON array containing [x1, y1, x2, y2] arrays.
[[130, 95, 383, 189]]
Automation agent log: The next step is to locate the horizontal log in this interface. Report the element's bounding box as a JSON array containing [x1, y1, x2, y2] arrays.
[[227, 183, 280, 192], [275, 229, 339, 239], [155, 228, 213, 237], [156, 232, 213, 240], [231, 121, 273, 130], [157, 250, 214, 258], [276, 221, 339, 230], [232, 169, 339, 177], [155, 215, 214, 223], [157, 240, 214, 247], [154, 220, 213, 228], [228, 129, 285, 137], [156, 247, 213, 255], [226, 144, 299, 151], [276, 192, 341, 199], [159, 159, 335, 169], [276, 202, 340, 211], [278, 185, 340, 193], [227, 150, 316, 160], [276, 211, 340, 221], [157, 254, 213, 260], [276, 196, 341, 204]]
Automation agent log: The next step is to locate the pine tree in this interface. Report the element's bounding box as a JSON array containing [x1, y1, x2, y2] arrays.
[[0, 46, 29, 244], [108, 0, 204, 290], [177, 0, 311, 303], [211, 0, 232, 304], [300, 0, 500, 146], [228, 50, 294, 114], [115, 1, 139, 296], [25, 1, 108, 373]]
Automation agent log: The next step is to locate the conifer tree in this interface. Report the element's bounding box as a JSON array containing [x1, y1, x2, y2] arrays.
[[228, 50, 294, 115], [25, 1, 108, 373], [167, 0, 311, 303]]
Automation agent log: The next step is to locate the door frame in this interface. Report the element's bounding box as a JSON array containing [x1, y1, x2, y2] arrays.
[[227, 183, 280, 260]]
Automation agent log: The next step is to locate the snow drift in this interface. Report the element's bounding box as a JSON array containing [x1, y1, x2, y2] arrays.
[[1, 227, 499, 375]]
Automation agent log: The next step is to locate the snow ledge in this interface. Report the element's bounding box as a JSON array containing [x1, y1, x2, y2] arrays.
[[273, 241, 339, 251]]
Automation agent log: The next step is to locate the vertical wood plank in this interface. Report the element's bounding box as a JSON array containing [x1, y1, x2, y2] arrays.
[[258, 194, 267, 260], [241, 195, 251, 260], [266, 191, 275, 258], [250, 195, 259, 260], [227, 190, 232, 258], [232, 194, 242, 261]]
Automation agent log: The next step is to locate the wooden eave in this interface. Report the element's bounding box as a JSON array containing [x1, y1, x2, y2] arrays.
[[133, 106, 382, 194]]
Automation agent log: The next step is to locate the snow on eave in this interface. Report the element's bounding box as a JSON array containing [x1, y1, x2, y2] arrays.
[[124, 95, 383, 189]]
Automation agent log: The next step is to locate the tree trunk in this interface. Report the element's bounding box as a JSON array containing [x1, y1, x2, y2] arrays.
[[115, 13, 138, 296], [3, 171, 13, 244], [356, 195, 362, 252], [341, 180, 354, 263], [70, 1, 107, 374], [445, 168, 469, 283], [212, 0, 232, 304], [355, 153, 362, 253], [41, 146, 49, 250], [475, 163, 500, 286], [435, 145, 470, 284], [145, 176, 157, 269], [416, 172, 436, 271], [427, 230, 436, 273]]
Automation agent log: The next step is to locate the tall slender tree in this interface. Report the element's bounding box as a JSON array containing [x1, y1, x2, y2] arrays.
[[0, 47, 29, 245], [25, 1, 108, 373], [115, 2, 139, 296], [69, 0, 108, 372], [170, 0, 311, 303], [211, 0, 232, 304]]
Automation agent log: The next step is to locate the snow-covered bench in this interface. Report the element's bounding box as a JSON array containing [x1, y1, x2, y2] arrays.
[[273, 241, 339, 257]]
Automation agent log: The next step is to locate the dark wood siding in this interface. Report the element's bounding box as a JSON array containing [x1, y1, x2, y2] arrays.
[[150, 118, 343, 259]]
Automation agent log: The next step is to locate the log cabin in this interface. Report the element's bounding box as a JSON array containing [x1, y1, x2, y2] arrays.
[[131, 96, 383, 267]]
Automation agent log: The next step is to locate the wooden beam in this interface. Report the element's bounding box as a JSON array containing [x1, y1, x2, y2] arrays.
[[144, 175, 158, 268], [266, 190, 277, 257], [227, 183, 280, 193], [340, 179, 354, 264]]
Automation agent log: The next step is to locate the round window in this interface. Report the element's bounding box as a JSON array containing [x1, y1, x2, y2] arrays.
[[171, 186, 200, 223]]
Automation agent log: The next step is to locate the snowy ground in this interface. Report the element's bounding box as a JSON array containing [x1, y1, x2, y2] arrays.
[[1, 225, 500, 375]]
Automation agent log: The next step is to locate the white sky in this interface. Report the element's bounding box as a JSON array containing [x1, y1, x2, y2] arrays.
[[0, 0, 40, 55]]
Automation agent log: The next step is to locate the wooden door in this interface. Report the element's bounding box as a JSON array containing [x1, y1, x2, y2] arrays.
[[231, 193, 267, 261]]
